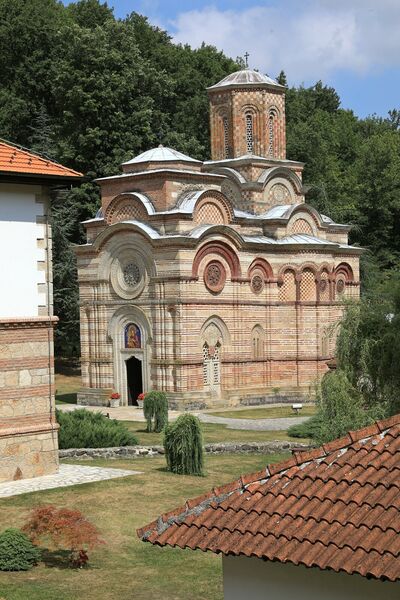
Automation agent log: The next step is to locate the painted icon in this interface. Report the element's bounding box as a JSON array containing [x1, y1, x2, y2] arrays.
[[125, 323, 141, 348]]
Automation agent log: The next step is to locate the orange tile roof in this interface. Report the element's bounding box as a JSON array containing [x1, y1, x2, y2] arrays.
[[0, 139, 83, 179], [138, 414, 400, 582]]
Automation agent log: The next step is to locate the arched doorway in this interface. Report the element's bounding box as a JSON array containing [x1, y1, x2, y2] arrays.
[[126, 356, 143, 406]]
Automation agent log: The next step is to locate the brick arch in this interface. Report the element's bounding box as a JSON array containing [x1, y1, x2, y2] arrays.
[[194, 191, 234, 225], [105, 194, 147, 225], [248, 258, 274, 281], [192, 241, 241, 280], [334, 262, 354, 282], [277, 264, 300, 283], [289, 217, 315, 236]]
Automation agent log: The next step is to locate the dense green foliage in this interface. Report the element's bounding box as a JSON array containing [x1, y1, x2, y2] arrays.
[[0, 528, 40, 571], [287, 414, 323, 440], [1, 1, 399, 356], [164, 414, 204, 476], [143, 391, 169, 433], [335, 275, 400, 416], [56, 408, 138, 448]]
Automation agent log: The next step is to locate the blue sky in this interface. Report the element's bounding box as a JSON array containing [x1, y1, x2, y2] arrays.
[[63, 1, 400, 118]]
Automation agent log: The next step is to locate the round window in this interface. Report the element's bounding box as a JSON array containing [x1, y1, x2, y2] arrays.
[[123, 263, 141, 287], [204, 260, 226, 293], [251, 274, 264, 294]]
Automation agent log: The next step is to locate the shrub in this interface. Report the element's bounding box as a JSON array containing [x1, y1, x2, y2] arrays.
[[56, 409, 138, 448], [143, 391, 168, 433], [313, 370, 381, 445], [0, 528, 41, 571], [287, 414, 323, 439], [22, 505, 105, 568], [164, 414, 204, 476]]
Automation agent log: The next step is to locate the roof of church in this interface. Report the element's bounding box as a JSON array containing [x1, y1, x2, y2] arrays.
[[0, 139, 83, 180], [208, 68, 284, 91], [122, 145, 201, 166], [138, 414, 400, 582]]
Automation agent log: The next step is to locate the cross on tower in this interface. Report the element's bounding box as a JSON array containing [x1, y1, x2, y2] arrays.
[[244, 52, 249, 68]]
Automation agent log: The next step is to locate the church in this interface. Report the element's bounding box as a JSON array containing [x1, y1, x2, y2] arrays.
[[76, 68, 361, 409]]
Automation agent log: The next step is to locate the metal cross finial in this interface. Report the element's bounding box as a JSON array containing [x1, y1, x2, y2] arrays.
[[244, 52, 250, 68]]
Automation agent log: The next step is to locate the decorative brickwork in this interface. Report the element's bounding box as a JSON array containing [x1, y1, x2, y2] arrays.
[[76, 68, 361, 409]]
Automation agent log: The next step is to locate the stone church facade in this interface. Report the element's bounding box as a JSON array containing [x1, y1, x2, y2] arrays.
[[76, 68, 361, 409]]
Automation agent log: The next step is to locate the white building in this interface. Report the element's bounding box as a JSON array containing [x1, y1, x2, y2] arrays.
[[0, 139, 82, 482]]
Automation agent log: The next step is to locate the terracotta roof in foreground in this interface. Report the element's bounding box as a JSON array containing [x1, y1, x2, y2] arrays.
[[0, 139, 83, 179], [138, 414, 400, 582]]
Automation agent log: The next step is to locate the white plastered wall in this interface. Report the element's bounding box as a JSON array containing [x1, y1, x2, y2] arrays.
[[0, 184, 48, 318], [223, 556, 399, 600]]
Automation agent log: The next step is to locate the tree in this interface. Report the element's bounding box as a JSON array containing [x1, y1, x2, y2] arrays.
[[164, 414, 204, 476], [23, 505, 105, 567], [336, 274, 400, 416], [143, 391, 168, 433]]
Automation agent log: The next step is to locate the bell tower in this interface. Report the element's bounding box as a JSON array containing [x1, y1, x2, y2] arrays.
[[207, 69, 286, 161]]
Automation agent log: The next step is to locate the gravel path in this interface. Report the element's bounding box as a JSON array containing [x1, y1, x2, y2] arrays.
[[196, 413, 310, 431]]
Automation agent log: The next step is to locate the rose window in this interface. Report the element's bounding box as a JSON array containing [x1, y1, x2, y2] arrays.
[[251, 274, 264, 294], [123, 263, 141, 287], [336, 279, 345, 294], [204, 261, 226, 293]]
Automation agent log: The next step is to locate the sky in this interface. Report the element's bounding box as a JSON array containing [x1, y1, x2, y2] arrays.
[[64, 0, 400, 118]]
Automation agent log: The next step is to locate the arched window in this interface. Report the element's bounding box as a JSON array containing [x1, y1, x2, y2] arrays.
[[252, 326, 264, 359], [223, 116, 229, 158], [203, 342, 221, 388], [268, 108, 278, 157], [245, 113, 253, 153]]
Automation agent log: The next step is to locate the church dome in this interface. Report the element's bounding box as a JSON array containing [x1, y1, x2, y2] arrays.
[[208, 68, 283, 91], [122, 145, 201, 167]]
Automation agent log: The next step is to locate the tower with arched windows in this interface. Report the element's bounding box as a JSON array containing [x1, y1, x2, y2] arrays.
[[76, 68, 361, 409]]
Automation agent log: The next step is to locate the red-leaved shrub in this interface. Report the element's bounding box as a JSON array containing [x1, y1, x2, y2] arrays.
[[22, 505, 105, 568]]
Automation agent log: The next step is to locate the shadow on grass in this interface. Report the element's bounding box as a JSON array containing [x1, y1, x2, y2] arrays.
[[40, 548, 95, 570], [55, 393, 77, 405]]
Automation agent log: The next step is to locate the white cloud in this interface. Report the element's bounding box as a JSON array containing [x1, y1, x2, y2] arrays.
[[169, 1, 400, 83]]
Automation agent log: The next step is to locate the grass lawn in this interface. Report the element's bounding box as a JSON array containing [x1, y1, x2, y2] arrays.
[[124, 420, 309, 445], [0, 453, 288, 600], [208, 405, 317, 420], [55, 374, 80, 405]]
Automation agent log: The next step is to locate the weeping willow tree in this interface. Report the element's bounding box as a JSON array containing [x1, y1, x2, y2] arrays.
[[336, 273, 400, 416], [143, 391, 168, 433], [164, 414, 204, 476]]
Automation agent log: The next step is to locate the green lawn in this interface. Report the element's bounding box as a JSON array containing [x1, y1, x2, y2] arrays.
[[124, 420, 309, 445], [208, 405, 317, 420], [55, 374, 80, 405], [0, 453, 288, 600]]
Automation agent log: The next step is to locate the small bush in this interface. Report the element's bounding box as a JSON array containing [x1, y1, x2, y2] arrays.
[[56, 409, 138, 449], [164, 414, 204, 476], [143, 391, 168, 433], [22, 505, 105, 568], [288, 414, 323, 439], [0, 528, 41, 571]]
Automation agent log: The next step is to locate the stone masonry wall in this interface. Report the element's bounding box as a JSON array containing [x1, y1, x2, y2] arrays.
[[0, 318, 59, 482]]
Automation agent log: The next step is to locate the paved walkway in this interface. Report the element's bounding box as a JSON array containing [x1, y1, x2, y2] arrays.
[[0, 464, 140, 499], [196, 413, 309, 431]]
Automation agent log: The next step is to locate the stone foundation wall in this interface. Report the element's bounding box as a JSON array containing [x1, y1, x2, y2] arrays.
[[59, 440, 310, 460], [0, 317, 59, 482]]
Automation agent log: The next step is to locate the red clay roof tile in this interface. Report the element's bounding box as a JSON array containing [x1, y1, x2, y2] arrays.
[[0, 139, 83, 179], [138, 414, 400, 581]]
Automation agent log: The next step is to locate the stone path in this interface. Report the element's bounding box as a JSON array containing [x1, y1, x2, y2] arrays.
[[196, 413, 310, 431], [0, 464, 140, 499]]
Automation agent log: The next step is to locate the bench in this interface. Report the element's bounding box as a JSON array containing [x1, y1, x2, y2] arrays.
[[292, 403, 303, 415]]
